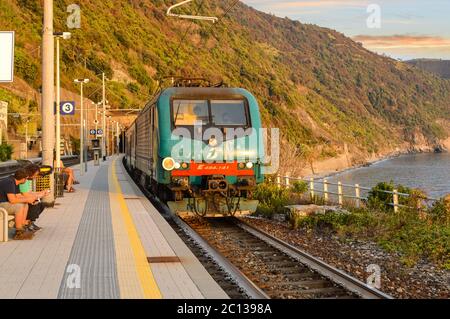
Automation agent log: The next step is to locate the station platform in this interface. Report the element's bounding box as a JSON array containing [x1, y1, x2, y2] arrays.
[[0, 156, 228, 299]]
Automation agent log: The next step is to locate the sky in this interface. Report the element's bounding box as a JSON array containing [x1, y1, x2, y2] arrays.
[[242, 0, 450, 60]]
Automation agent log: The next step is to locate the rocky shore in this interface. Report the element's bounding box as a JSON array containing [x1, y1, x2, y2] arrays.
[[300, 143, 449, 180]]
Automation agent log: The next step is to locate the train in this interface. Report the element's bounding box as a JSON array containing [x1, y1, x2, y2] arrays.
[[124, 80, 265, 216]]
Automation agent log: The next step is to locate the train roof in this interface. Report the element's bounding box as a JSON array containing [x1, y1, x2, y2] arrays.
[[130, 87, 258, 130], [159, 87, 253, 99]]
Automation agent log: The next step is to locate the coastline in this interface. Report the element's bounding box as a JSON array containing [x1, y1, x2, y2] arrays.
[[301, 148, 447, 180]]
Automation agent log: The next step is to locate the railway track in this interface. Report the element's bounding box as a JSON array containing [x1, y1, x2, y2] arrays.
[[181, 216, 393, 299], [125, 161, 392, 300]]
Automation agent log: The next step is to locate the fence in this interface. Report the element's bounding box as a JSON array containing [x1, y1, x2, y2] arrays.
[[272, 175, 439, 213]]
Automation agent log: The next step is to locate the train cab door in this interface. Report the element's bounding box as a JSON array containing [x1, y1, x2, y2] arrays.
[[150, 106, 156, 181]]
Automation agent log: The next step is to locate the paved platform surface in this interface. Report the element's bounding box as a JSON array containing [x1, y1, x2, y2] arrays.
[[0, 156, 228, 299]]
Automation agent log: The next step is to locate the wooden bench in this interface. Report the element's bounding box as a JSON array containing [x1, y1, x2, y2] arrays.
[[0, 208, 14, 242]]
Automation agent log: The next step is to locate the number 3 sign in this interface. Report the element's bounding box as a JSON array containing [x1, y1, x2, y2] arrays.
[[61, 101, 75, 115]]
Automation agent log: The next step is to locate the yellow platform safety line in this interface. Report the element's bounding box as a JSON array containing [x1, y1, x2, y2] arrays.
[[111, 157, 162, 299]]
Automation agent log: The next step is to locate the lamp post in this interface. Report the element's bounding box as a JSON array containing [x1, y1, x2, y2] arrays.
[[54, 32, 71, 169], [108, 116, 113, 156], [102, 73, 107, 160], [93, 101, 101, 139], [74, 78, 89, 175]]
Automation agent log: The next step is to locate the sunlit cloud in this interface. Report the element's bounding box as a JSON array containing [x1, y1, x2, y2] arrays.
[[268, 1, 369, 8], [244, 0, 369, 8], [352, 35, 450, 49], [242, 0, 450, 59]]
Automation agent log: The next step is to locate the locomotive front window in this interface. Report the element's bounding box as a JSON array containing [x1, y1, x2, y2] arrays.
[[211, 100, 248, 126], [173, 100, 209, 126]]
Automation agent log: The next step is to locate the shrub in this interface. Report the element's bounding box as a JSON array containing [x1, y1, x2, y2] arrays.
[[127, 82, 140, 94], [14, 51, 39, 87], [292, 180, 308, 194], [429, 199, 450, 226], [254, 182, 290, 217], [296, 208, 376, 234], [129, 65, 152, 87], [0, 143, 14, 162], [367, 181, 424, 211]]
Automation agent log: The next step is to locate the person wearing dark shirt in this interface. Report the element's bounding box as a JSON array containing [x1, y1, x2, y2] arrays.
[[0, 168, 38, 240], [21, 164, 50, 231]]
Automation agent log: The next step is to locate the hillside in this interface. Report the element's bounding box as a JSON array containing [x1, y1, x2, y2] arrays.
[[1, 0, 450, 173], [407, 59, 450, 79]]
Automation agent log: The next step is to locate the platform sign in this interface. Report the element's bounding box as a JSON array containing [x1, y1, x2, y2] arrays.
[[0, 31, 14, 83], [61, 101, 75, 115]]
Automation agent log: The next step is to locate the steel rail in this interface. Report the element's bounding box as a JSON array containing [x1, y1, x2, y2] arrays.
[[130, 175, 269, 300], [158, 204, 270, 299], [235, 218, 393, 299]]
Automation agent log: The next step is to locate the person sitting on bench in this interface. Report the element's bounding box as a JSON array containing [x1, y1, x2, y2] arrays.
[[54, 159, 77, 192], [19, 164, 50, 232], [0, 168, 38, 240]]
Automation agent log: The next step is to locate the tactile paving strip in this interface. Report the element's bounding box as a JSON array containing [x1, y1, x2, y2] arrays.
[[58, 166, 119, 299]]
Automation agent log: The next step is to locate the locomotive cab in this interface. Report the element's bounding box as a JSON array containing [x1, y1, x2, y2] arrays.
[[126, 86, 265, 217]]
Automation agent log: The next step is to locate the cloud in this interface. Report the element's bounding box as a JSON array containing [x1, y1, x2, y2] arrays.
[[267, 1, 369, 8], [352, 35, 450, 49]]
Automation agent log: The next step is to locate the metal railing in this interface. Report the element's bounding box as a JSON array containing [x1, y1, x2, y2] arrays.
[[272, 175, 439, 213]]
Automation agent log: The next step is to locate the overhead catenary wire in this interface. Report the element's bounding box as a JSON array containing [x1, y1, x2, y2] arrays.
[[171, 0, 206, 63], [164, 0, 240, 87], [203, 0, 240, 41]]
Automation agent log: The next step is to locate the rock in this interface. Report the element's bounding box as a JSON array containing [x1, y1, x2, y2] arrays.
[[273, 214, 286, 222], [285, 204, 323, 217], [285, 204, 349, 217], [443, 194, 450, 210]]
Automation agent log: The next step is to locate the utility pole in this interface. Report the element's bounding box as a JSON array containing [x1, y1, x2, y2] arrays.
[[54, 32, 71, 170], [108, 116, 113, 156], [94, 102, 99, 139], [85, 94, 88, 173], [74, 78, 89, 175], [102, 73, 106, 160], [116, 121, 119, 155], [42, 0, 55, 204]]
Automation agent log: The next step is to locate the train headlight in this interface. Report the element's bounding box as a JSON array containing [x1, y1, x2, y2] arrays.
[[246, 162, 254, 169], [174, 162, 181, 169], [238, 163, 246, 169], [162, 157, 176, 171], [181, 162, 189, 169], [209, 137, 218, 147]]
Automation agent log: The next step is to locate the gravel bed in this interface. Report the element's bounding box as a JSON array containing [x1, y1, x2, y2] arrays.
[[186, 217, 356, 299]]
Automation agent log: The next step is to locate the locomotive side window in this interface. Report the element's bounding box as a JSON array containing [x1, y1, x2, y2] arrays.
[[211, 100, 248, 127], [173, 100, 209, 126]]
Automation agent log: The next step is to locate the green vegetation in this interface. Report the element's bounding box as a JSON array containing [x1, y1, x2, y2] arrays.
[[292, 180, 309, 194], [293, 206, 450, 268], [1, 0, 449, 163], [0, 143, 14, 161], [254, 182, 291, 217], [367, 181, 427, 211], [256, 180, 450, 268]]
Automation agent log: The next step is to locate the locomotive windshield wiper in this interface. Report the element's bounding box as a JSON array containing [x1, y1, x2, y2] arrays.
[[174, 101, 182, 126]]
